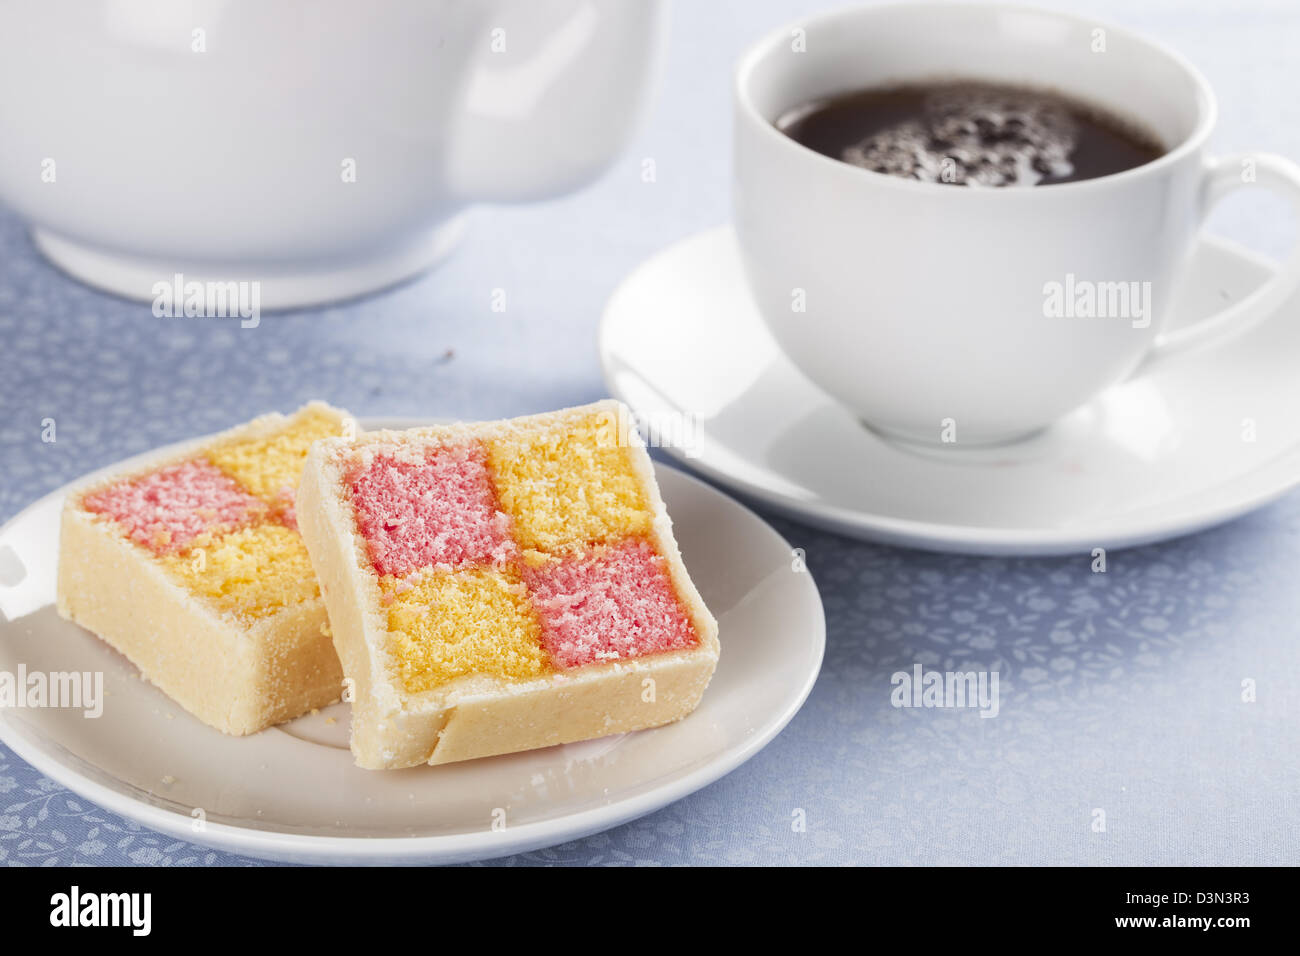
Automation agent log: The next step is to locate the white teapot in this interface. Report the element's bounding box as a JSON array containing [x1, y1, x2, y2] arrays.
[[0, 0, 665, 307]]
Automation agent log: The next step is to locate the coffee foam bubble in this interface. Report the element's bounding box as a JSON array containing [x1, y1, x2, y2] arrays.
[[842, 87, 1078, 187]]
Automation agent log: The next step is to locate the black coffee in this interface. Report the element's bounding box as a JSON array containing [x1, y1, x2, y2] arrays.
[[775, 80, 1164, 187]]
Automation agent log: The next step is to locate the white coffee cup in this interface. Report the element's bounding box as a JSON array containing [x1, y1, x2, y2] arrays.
[[0, 0, 665, 309], [733, 2, 1300, 446]]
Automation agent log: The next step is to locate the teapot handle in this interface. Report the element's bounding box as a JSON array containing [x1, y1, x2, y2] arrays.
[[446, 0, 666, 203]]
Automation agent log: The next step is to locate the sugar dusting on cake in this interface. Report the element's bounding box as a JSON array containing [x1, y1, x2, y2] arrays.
[[83, 459, 263, 555], [347, 442, 516, 577], [523, 538, 698, 668], [346, 412, 702, 690]]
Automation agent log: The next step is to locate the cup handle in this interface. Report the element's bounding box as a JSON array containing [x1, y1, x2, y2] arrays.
[[1137, 153, 1300, 372]]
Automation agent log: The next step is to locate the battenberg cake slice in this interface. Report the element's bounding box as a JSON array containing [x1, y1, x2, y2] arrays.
[[56, 402, 355, 734], [295, 400, 720, 769]]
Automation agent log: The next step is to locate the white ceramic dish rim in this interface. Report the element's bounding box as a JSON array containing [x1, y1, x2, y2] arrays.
[[0, 417, 826, 864], [598, 231, 1300, 556]]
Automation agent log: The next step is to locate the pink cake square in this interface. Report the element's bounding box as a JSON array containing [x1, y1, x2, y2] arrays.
[[82, 458, 264, 556], [348, 442, 515, 577], [523, 538, 699, 668]]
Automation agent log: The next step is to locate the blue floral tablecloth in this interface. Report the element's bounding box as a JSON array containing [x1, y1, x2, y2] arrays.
[[2, 0, 1298, 865]]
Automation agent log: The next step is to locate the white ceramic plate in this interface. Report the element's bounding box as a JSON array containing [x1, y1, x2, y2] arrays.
[[601, 227, 1300, 556], [0, 419, 824, 865]]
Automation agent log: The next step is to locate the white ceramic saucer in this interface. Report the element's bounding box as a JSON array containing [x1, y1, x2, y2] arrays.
[[0, 419, 824, 865], [600, 227, 1300, 556]]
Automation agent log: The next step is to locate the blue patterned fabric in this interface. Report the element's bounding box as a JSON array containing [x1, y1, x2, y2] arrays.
[[2, 0, 1298, 865]]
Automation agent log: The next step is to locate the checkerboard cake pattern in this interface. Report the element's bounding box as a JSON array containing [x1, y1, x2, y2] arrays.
[[296, 401, 720, 768]]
